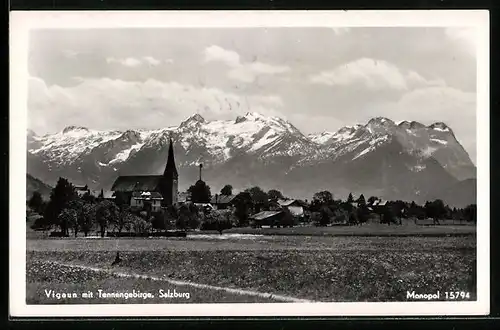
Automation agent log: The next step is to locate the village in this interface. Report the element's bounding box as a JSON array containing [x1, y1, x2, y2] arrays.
[[27, 138, 477, 238]]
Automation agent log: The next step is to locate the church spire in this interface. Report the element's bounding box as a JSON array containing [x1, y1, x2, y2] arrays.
[[164, 138, 178, 179]]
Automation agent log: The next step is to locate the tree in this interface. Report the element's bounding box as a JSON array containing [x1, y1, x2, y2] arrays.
[[176, 204, 200, 230], [28, 191, 44, 214], [188, 180, 212, 203], [113, 191, 129, 210], [220, 184, 233, 196], [318, 205, 333, 226], [233, 191, 253, 227], [57, 208, 77, 237], [267, 189, 284, 201], [313, 191, 333, 205], [357, 194, 366, 207], [80, 203, 96, 236], [245, 186, 269, 203], [114, 205, 134, 234], [45, 177, 77, 232], [130, 214, 152, 234], [380, 206, 397, 226], [82, 191, 96, 203], [347, 193, 354, 204], [95, 200, 119, 237], [187, 204, 201, 229], [67, 199, 86, 237], [367, 196, 378, 205], [152, 209, 166, 231], [356, 205, 370, 225], [425, 199, 447, 225], [463, 204, 477, 223], [245, 186, 269, 213], [348, 210, 359, 226]]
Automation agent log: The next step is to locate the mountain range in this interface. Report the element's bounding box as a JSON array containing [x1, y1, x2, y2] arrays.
[[26, 112, 476, 207]]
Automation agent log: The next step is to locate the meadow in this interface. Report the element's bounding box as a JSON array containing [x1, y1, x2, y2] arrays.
[[26, 227, 477, 304]]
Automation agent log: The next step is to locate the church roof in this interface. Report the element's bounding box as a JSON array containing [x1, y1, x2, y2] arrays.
[[164, 138, 178, 178], [111, 175, 163, 192]]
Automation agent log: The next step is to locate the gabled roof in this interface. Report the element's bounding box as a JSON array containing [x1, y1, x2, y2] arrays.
[[111, 175, 163, 192], [103, 191, 115, 199], [250, 210, 283, 220], [278, 199, 300, 207], [211, 195, 237, 204]]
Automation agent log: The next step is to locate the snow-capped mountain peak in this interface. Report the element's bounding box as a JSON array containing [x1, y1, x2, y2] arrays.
[[27, 113, 475, 202], [428, 122, 451, 133], [179, 113, 206, 128], [62, 126, 90, 134]]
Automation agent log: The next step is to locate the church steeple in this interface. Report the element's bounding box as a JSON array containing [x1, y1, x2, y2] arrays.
[[164, 138, 178, 179]]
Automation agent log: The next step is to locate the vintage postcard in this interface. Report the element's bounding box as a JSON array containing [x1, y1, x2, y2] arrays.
[[10, 10, 490, 317]]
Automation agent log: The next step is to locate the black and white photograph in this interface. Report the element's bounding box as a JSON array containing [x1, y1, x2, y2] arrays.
[[10, 10, 489, 317]]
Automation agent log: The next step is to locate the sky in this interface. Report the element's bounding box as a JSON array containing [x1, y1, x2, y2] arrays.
[[28, 27, 477, 162]]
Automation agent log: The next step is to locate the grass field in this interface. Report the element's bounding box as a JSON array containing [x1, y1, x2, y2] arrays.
[[203, 222, 476, 237], [26, 229, 476, 304]]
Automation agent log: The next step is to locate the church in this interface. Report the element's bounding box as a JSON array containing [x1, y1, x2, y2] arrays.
[[111, 138, 179, 209]]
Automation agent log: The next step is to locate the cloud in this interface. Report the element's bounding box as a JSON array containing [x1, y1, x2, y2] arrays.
[[61, 49, 80, 59], [309, 58, 446, 91], [373, 86, 477, 162], [142, 56, 161, 66], [204, 45, 241, 68], [203, 45, 291, 83], [106, 56, 164, 67], [28, 76, 286, 134]]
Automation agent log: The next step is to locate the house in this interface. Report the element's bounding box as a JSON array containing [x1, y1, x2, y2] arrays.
[[268, 199, 305, 219], [193, 203, 214, 213], [75, 185, 91, 197], [367, 199, 387, 212], [131, 191, 163, 213], [177, 192, 190, 204], [277, 199, 304, 217], [102, 191, 116, 201], [210, 194, 237, 210], [250, 210, 286, 228], [111, 138, 178, 207]]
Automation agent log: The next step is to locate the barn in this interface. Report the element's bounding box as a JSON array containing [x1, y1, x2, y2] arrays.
[[250, 210, 287, 228]]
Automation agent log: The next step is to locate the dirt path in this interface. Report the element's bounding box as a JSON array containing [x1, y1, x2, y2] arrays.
[[47, 260, 316, 303]]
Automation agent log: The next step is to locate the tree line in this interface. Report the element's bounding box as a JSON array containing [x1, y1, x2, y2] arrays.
[[27, 177, 477, 236]]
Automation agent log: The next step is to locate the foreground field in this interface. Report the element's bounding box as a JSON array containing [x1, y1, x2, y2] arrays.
[[26, 234, 476, 303]]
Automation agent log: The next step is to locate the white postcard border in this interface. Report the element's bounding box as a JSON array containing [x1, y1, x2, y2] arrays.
[[9, 10, 490, 317]]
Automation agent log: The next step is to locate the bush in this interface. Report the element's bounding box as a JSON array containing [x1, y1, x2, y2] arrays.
[[200, 209, 233, 231], [130, 215, 152, 234], [30, 216, 51, 231]]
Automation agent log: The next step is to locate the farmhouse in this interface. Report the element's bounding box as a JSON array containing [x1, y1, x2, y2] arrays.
[[102, 190, 116, 201], [277, 199, 304, 217], [211, 194, 237, 210], [130, 191, 163, 212], [111, 138, 179, 209], [250, 210, 285, 228], [74, 185, 91, 197]]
